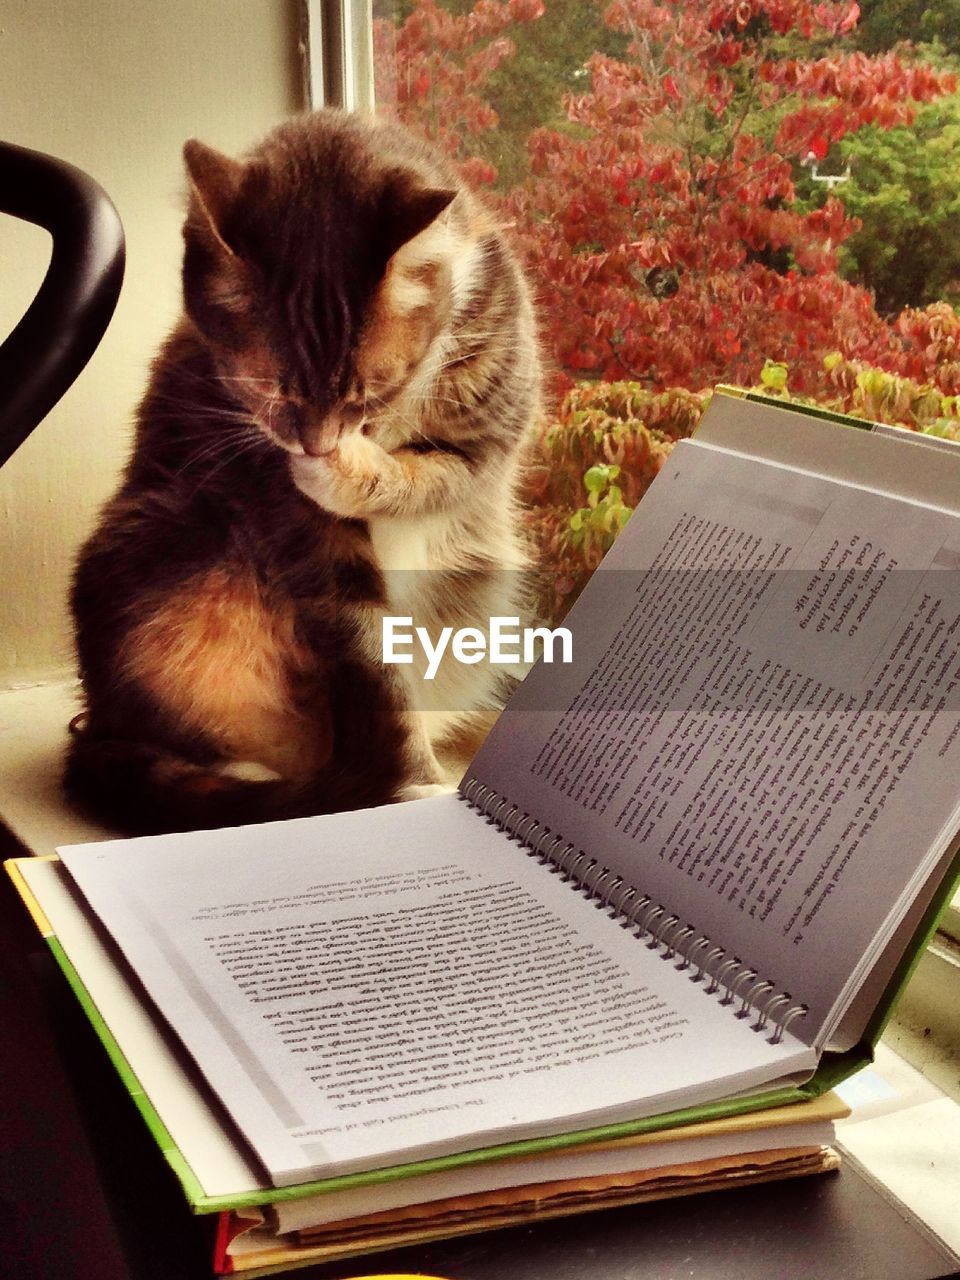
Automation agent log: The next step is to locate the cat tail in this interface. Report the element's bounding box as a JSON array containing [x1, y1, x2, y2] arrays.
[[64, 729, 307, 836]]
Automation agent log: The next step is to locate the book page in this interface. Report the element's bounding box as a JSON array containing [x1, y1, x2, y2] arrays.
[[58, 795, 812, 1186], [467, 435, 960, 1046]]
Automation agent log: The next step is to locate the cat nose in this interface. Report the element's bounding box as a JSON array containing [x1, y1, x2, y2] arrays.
[[298, 403, 366, 456], [299, 418, 343, 457]]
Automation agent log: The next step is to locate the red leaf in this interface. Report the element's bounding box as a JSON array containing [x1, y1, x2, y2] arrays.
[[509, 0, 545, 19]]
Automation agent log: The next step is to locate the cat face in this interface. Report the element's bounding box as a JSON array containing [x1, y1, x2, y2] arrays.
[[181, 115, 457, 457]]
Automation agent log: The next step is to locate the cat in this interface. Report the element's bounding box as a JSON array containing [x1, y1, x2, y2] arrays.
[[67, 109, 542, 835]]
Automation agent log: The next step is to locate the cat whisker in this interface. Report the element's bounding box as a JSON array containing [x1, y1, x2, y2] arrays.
[[184, 432, 273, 494], [423, 392, 476, 410], [441, 331, 500, 347], [431, 355, 493, 378], [255, 390, 283, 432], [148, 411, 261, 431], [436, 333, 500, 357], [182, 422, 255, 454], [147, 392, 259, 422], [152, 367, 246, 396], [175, 426, 267, 477], [374, 403, 438, 445]]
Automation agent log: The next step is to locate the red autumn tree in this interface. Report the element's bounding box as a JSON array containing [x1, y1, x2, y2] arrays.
[[374, 2, 960, 616], [503, 0, 955, 393], [373, 0, 545, 187]]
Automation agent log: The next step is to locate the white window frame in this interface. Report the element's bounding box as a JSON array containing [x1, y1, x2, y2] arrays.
[[301, 0, 375, 113]]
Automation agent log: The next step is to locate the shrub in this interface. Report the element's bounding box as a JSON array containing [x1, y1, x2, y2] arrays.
[[525, 359, 960, 623]]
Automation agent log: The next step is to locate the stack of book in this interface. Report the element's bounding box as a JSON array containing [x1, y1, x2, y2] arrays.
[[9, 391, 960, 1276], [217, 1101, 844, 1273]]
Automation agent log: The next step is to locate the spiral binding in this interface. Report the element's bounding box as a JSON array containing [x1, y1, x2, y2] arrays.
[[460, 778, 807, 1046]]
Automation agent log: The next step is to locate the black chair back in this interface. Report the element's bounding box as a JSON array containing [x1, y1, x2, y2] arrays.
[[0, 142, 125, 470]]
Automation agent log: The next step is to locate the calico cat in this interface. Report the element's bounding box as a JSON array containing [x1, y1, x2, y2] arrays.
[[67, 110, 541, 835]]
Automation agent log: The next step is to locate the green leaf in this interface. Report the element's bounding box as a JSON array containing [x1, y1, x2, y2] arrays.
[[759, 360, 789, 391], [583, 464, 610, 493]]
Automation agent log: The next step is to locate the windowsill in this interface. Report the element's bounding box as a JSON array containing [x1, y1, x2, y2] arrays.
[[835, 1040, 960, 1253], [885, 938, 960, 1103]]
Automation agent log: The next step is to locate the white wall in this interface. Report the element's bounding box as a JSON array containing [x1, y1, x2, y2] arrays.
[[0, 0, 302, 684]]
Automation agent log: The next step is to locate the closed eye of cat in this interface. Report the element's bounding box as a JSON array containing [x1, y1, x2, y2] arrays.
[[403, 438, 472, 459], [339, 400, 365, 427]]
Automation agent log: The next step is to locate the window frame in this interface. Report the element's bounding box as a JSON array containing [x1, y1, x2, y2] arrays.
[[302, 0, 374, 113]]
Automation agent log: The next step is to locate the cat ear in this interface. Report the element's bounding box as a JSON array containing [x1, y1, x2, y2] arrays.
[[380, 180, 457, 259], [183, 139, 243, 256]]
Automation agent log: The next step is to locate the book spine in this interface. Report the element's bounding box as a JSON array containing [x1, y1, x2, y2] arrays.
[[459, 779, 809, 1046]]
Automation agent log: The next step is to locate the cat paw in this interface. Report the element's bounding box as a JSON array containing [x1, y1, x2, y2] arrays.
[[290, 435, 396, 518], [397, 781, 455, 802], [289, 453, 338, 511]]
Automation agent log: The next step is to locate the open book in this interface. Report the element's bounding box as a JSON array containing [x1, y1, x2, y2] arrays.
[[12, 392, 960, 1191]]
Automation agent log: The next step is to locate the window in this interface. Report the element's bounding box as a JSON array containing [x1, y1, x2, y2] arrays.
[[309, 1, 960, 1067], [306, 2, 960, 612]]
